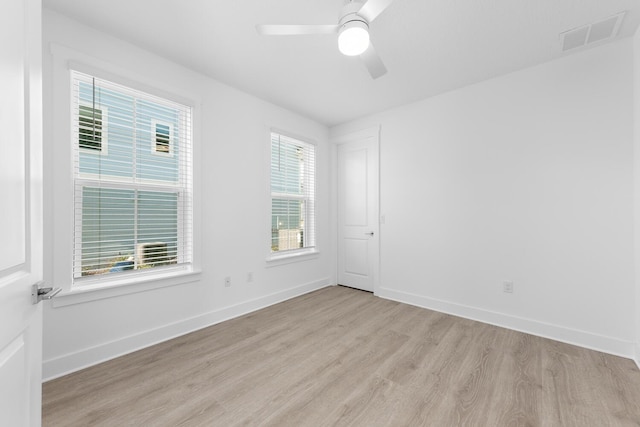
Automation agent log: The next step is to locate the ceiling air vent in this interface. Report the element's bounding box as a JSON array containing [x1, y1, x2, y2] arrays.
[[560, 11, 626, 53]]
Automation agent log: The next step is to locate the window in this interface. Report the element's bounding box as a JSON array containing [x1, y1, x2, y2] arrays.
[[270, 131, 316, 257], [78, 104, 106, 152], [152, 120, 172, 155], [72, 70, 193, 282]]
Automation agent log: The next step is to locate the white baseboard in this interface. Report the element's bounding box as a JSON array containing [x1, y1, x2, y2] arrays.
[[635, 343, 640, 370], [376, 287, 635, 360], [43, 278, 332, 381]]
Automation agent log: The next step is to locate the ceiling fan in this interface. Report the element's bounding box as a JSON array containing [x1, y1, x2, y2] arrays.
[[256, 0, 394, 79]]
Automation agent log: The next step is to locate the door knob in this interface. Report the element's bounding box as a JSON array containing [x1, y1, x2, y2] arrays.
[[365, 231, 374, 236], [31, 282, 62, 304]]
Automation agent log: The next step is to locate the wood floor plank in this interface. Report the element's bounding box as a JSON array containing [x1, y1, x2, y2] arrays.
[[382, 320, 481, 425], [43, 286, 640, 426], [446, 324, 505, 426], [584, 349, 640, 426], [486, 330, 543, 427], [319, 374, 408, 427]]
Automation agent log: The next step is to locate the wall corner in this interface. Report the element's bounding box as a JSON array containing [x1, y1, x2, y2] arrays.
[[633, 26, 640, 371]]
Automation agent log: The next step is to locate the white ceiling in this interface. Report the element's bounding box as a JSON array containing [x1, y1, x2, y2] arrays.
[[43, 0, 640, 127]]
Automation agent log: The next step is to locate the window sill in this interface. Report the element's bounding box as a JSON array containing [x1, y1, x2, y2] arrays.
[[266, 249, 319, 267], [51, 268, 202, 308]]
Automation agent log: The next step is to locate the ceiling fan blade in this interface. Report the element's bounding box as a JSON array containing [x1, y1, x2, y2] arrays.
[[360, 43, 387, 79], [357, 0, 394, 22], [256, 24, 339, 36]]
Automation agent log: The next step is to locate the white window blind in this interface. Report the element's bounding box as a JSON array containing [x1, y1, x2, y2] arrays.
[[71, 70, 193, 281], [270, 132, 316, 255]]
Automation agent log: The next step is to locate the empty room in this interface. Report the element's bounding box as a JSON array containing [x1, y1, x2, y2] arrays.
[[2, 0, 640, 425]]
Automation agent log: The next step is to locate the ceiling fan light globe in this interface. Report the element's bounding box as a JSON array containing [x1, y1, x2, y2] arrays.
[[338, 21, 369, 56]]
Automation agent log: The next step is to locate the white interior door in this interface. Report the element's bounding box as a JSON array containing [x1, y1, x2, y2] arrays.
[[0, 0, 43, 425], [336, 127, 380, 292]]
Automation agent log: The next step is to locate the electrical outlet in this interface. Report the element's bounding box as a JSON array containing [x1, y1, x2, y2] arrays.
[[247, 272, 254, 283], [503, 281, 514, 293], [224, 276, 231, 287]]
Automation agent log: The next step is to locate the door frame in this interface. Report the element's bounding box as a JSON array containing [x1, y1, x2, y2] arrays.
[[331, 125, 381, 294]]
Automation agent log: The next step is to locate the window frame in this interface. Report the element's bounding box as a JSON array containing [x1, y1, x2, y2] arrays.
[[267, 129, 318, 263], [48, 45, 202, 306], [71, 70, 193, 285]]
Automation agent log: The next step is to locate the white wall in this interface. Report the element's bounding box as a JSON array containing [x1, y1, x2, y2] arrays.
[[332, 39, 636, 357], [42, 10, 333, 380]]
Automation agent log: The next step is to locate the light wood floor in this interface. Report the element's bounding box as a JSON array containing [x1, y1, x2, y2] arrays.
[[43, 286, 640, 426]]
